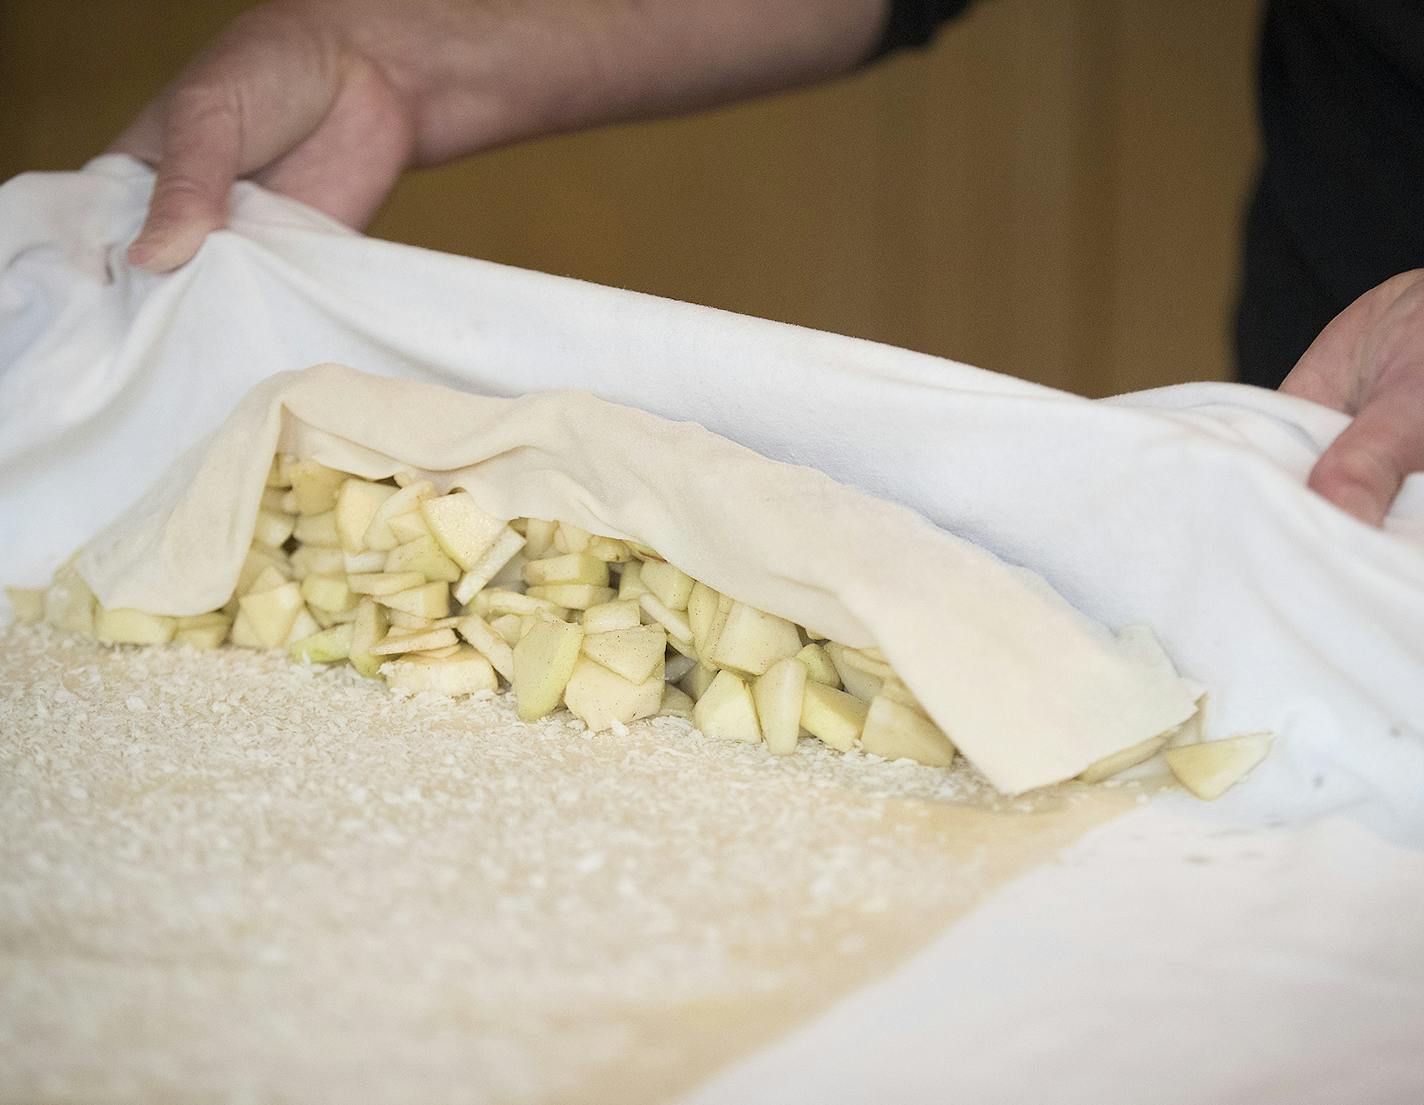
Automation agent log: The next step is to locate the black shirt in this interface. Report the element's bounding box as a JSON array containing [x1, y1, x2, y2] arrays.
[[875, 1, 1424, 388]]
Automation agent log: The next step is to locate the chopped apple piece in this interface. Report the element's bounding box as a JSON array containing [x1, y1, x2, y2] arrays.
[[753, 657, 807, 756], [291, 623, 354, 663], [289, 544, 344, 579], [421, 643, 463, 660], [698, 593, 734, 665], [382, 647, 498, 696], [511, 615, 585, 721], [261, 487, 289, 513], [795, 643, 841, 688], [347, 571, 426, 596], [252, 508, 296, 549], [335, 478, 398, 553], [524, 553, 610, 587], [1078, 732, 1174, 784], [860, 695, 955, 766], [6, 587, 45, 625], [234, 545, 291, 594], [826, 643, 890, 702], [709, 602, 802, 676], [229, 610, 259, 648], [286, 459, 346, 514], [553, 522, 591, 554], [363, 480, 436, 551], [237, 581, 304, 648], [384, 535, 461, 583], [300, 574, 356, 614], [638, 593, 694, 645], [348, 598, 388, 678], [482, 589, 568, 619], [679, 662, 718, 701], [581, 625, 667, 684], [627, 541, 663, 561], [877, 674, 924, 712], [385, 610, 431, 630], [452, 527, 527, 604], [526, 583, 617, 610], [617, 561, 648, 601], [419, 490, 506, 570], [343, 550, 388, 574], [389, 511, 431, 544], [42, 561, 98, 637], [523, 518, 558, 559], [586, 536, 633, 563], [800, 682, 868, 752], [455, 613, 515, 681], [1165, 733, 1272, 800], [640, 561, 695, 610], [370, 625, 460, 656], [581, 600, 642, 634], [377, 581, 451, 619], [660, 684, 695, 719], [563, 655, 663, 730], [687, 582, 720, 651], [693, 670, 762, 743], [284, 606, 321, 647], [95, 607, 178, 645], [664, 651, 697, 684], [293, 510, 339, 546], [175, 615, 230, 650], [490, 613, 524, 647], [246, 565, 288, 596]]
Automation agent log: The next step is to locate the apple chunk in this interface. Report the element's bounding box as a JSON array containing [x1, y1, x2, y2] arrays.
[[455, 613, 515, 681], [800, 682, 868, 751], [1078, 732, 1173, 784], [859, 695, 955, 767], [348, 598, 389, 678], [452, 526, 527, 604], [523, 553, 609, 587], [284, 459, 347, 514], [693, 670, 762, 743], [581, 625, 667, 684], [290, 623, 354, 663], [562, 655, 663, 730], [511, 615, 585, 721], [709, 602, 802, 676], [384, 535, 462, 583], [95, 607, 178, 645], [237, 581, 305, 649], [581, 600, 641, 634], [334, 478, 397, 553], [753, 657, 807, 756], [1165, 733, 1272, 800], [420, 490, 507, 570], [382, 647, 498, 696]]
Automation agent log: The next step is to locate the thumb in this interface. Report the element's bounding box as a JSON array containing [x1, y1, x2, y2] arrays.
[[1307, 382, 1424, 526], [127, 84, 242, 273]]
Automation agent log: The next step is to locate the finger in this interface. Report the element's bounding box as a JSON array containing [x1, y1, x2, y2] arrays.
[[126, 83, 242, 272], [1308, 382, 1424, 525]]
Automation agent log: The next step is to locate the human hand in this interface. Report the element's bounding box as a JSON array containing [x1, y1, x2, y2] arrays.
[[1280, 270, 1424, 526], [111, 1, 434, 272], [111, 0, 886, 273]]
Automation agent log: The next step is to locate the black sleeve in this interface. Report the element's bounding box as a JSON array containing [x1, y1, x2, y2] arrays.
[[868, 0, 976, 61]]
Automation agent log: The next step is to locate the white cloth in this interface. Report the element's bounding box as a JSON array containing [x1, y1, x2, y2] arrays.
[[2, 156, 1422, 1101]]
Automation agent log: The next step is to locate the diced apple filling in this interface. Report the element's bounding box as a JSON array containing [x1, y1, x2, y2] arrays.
[[19, 452, 1226, 790]]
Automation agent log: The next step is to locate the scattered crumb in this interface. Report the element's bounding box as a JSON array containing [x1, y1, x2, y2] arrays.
[[0, 624, 1137, 1104]]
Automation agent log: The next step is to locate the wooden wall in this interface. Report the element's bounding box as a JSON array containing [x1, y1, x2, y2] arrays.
[[0, 0, 1262, 396]]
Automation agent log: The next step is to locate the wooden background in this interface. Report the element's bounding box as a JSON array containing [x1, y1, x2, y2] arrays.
[[0, 0, 1262, 396]]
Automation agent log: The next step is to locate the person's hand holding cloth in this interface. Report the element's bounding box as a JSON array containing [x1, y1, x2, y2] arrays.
[[111, 0, 1423, 526]]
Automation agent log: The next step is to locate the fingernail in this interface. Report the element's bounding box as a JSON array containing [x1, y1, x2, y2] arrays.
[[127, 239, 156, 268]]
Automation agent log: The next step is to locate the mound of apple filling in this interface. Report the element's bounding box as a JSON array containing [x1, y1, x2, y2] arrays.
[[23, 457, 956, 766]]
